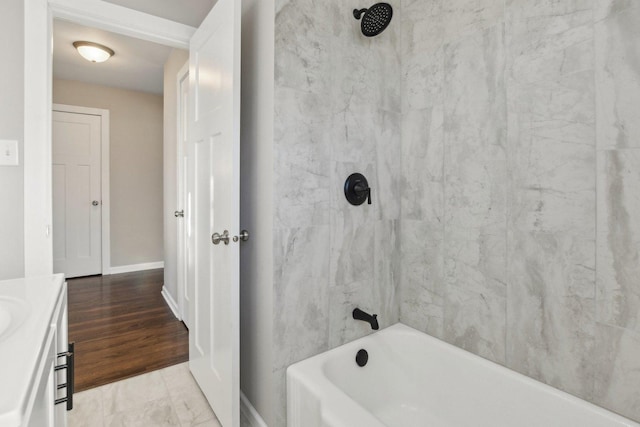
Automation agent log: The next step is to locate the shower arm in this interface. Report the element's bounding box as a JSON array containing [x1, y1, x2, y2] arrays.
[[353, 8, 368, 19]]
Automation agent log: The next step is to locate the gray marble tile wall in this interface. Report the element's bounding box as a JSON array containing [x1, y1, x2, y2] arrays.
[[505, 0, 596, 402], [269, 0, 640, 424], [273, 0, 402, 424], [400, 0, 640, 422], [399, 0, 508, 365], [594, 2, 640, 419]]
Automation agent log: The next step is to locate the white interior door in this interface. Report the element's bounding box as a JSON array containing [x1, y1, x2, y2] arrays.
[[52, 110, 102, 278], [177, 67, 190, 329], [187, 0, 241, 425]]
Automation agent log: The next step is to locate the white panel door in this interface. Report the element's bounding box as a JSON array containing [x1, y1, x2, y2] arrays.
[[52, 111, 102, 278], [187, 0, 240, 425]]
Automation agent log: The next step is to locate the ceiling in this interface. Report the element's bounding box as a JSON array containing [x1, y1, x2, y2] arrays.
[[52, 1, 215, 95], [53, 19, 178, 95], [102, 0, 215, 27]]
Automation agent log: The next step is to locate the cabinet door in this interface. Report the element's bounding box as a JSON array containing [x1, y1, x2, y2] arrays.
[[53, 284, 69, 426], [23, 283, 69, 427], [26, 330, 56, 427]]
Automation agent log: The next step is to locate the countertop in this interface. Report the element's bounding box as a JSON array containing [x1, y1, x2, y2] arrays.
[[0, 274, 65, 426]]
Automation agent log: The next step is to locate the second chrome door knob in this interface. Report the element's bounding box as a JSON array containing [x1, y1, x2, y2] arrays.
[[232, 230, 250, 242]]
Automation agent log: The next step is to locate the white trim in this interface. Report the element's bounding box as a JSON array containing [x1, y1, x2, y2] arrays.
[[24, 0, 196, 276], [110, 261, 164, 275], [24, 0, 53, 277], [52, 104, 106, 116], [49, 0, 195, 49], [53, 104, 111, 276], [176, 62, 189, 323], [161, 286, 180, 319], [240, 392, 268, 427]]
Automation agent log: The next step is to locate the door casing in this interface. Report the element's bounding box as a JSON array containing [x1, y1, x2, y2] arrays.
[[24, 0, 196, 276], [176, 63, 190, 326]]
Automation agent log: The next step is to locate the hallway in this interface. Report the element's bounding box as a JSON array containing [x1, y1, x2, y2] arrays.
[[68, 269, 188, 391]]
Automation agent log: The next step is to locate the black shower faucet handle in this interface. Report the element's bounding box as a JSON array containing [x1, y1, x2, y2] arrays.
[[354, 182, 371, 205]]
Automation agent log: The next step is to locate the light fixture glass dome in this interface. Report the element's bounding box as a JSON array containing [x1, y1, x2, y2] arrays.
[[73, 41, 114, 63]]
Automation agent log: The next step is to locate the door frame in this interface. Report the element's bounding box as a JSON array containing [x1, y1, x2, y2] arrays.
[[176, 62, 189, 323], [24, 0, 196, 276], [52, 104, 111, 275]]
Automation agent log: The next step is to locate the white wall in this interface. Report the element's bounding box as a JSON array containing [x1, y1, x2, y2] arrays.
[[53, 79, 164, 268], [162, 49, 188, 304], [0, 0, 25, 280], [240, 0, 275, 424]]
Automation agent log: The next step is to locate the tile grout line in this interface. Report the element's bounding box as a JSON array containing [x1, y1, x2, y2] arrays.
[[591, 0, 599, 402]]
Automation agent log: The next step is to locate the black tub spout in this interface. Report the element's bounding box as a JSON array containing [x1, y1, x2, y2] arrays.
[[353, 308, 379, 330]]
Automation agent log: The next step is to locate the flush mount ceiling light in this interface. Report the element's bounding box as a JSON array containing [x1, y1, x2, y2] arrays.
[[73, 41, 115, 63]]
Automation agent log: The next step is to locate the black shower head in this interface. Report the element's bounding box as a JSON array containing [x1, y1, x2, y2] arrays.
[[353, 3, 393, 37]]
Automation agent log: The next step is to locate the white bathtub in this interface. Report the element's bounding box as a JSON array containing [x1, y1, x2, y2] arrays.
[[287, 323, 639, 427]]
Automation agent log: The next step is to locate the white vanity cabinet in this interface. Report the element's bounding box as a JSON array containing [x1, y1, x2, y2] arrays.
[[0, 274, 71, 427], [24, 282, 70, 427]]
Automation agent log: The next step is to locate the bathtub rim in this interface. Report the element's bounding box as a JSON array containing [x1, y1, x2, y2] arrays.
[[286, 322, 640, 427]]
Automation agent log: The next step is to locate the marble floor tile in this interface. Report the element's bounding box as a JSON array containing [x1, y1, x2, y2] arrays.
[[68, 387, 104, 427], [160, 363, 219, 426], [192, 419, 222, 427], [171, 388, 217, 426], [160, 363, 202, 397], [69, 363, 222, 427], [104, 398, 180, 427], [102, 370, 170, 416]]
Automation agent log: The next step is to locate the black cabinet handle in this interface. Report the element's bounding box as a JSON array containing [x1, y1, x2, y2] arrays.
[[54, 342, 74, 411]]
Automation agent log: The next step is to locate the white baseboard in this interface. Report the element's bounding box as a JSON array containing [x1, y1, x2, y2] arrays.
[[109, 261, 164, 275], [240, 391, 267, 427], [161, 286, 181, 320]]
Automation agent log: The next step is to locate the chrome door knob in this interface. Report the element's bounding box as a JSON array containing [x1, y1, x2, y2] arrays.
[[174, 210, 184, 218], [92, 200, 100, 206], [211, 230, 230, 245], [232, 230, 250, 242]]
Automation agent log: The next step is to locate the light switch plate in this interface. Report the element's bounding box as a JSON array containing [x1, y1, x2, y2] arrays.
[[0, 140, 19, 166]]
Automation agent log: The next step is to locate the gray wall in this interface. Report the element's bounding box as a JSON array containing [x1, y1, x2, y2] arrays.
[[162, 48, 189, 302], [594, 2, 640, 420], [272, 0, 402, 424], [53, 79, 164, 268], [399, 0, 640, 422], [0, 0, 25, 280], [240, 0, 275, 424]]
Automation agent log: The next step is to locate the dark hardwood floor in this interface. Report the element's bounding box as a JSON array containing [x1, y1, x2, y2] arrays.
[[67, 269, 188, 392]]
